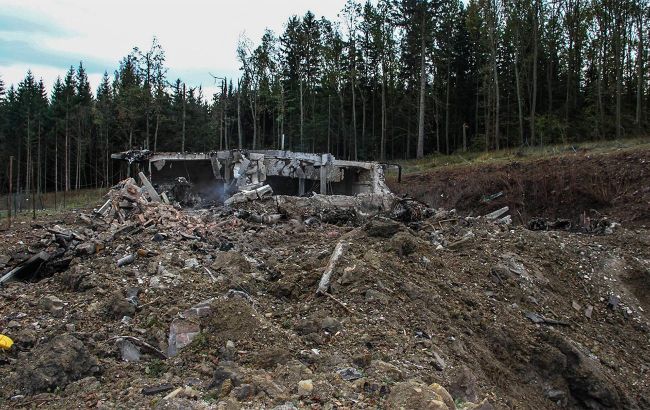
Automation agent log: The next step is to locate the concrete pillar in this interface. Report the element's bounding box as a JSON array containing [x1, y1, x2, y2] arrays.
[[299, 178, 305, 196], [320, 154, 328, 195]]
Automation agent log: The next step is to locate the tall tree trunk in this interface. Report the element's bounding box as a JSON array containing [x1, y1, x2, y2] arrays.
[[636, 13, 644, 129], [146, 108, 150, 149], [327, 95, 332, 153], [181, 83, 186, 152], [237, 81, 243, 149], [615, 18, 624, 140], [250, 99, 258, 150], [514, 56, 525, 145], [381, 68, 387, 161], [37, 119, 41, 194], [445, 60, 451, 155], [76, 116, 81, 190], [300, 80, 304, 149], [361, 92, 366, 157], [339, 87, 346, 158], [351, 68, 358, 160], [565, 36, 572, 122], [65, 102, 70, 192], [493, 48, 500, 150], [55, 133, 58, 208], [26, 113, 31, 195], [154, 114, 160, 152], [530, 0, 539, 146], [417, 32, 426, 159]]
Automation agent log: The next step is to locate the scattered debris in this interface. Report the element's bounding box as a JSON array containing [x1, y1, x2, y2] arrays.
[[524, 311, 570, 326], [0, 150, 647, 409], [484, 206, 509, 220]]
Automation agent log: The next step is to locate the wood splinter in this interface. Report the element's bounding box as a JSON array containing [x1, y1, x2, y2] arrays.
[[316, 240, 354, 314], [316, 240, 349, 294]]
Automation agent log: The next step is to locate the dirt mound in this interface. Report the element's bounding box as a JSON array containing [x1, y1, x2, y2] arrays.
[[0, 174, 649, 408], [390, 149, 650, 224], [8, 334, 100, 396]]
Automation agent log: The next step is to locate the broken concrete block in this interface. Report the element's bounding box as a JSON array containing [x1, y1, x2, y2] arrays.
[[167, 319, 201, 357]]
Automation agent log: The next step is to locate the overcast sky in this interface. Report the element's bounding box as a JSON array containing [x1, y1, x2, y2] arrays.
[[0, 0, 348, 97]]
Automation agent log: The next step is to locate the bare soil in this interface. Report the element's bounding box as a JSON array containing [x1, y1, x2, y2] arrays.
[[389, 148, 650, 225], [0, 151, 649, 409]]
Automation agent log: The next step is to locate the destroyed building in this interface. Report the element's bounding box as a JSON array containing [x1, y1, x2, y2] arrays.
[[111, 150, 395, 206]]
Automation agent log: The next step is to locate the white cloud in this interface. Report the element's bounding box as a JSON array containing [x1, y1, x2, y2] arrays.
[[1, 0, 348, 95]]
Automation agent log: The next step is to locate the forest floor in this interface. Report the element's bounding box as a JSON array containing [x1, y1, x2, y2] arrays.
[[0, 146, 649, 409]]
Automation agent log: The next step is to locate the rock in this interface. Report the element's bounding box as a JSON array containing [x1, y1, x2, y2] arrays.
[[142, 384, 175, 396], [167, 299, 216, 357], [432, 350, 446, 371], [232, 383, 255, 400], [75, 242, 96, 256], [550, 335, 622, 409], [546, 389, 566, 401], [15, 334, 100, 395], [321, 317, 341, 333], [385, 381, 449, 410], [184, 258, 199, 269], [389, 231, 418, 257], [7, 320, 20, 328], [297, 379, 313, 396], [448, 366, 478, 402], [272, 403, 298, 410], [367, 360, 404, 382], [163, 386, 199, 400], [12, 328, 37, 349], [212, 251, 252, 276], [465, 398, 494, 410], [585, 305, 593, 319], [251, 347, 292, 370], [0, 254, 10, 268], [220, 378, 234, 398], [167, 319, 200, 357], [117, 339, 141, 362], [39, 295, 64, 318], [365, 289, 388, 304], [295, 319, 319, 335], [211, 363, 241, 391], [429, 383, 455, 410], [337, 367, 363, 381], [364, 219, 401, 238], [607, 295, 620, 310], [60, 268, 94, 291], [352, 353, 372, 369], [104, 291, 136, 319]]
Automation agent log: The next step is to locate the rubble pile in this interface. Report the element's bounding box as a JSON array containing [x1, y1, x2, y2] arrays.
[[0, 173, 649, 409]]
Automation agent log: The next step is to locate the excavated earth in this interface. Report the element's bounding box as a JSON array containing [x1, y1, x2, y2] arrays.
[[0, 150, 649, 410]]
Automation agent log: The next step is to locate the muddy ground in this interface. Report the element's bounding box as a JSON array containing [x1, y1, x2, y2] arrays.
[[1, 149, 649, 409]]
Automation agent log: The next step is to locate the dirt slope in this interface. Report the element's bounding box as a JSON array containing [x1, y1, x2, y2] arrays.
[[389, 148, 650, 225]]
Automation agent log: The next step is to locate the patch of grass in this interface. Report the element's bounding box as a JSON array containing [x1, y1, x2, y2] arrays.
[[145, 359, 168, 378], [0, 188, 105, 220], [393, 137, 650, 175]]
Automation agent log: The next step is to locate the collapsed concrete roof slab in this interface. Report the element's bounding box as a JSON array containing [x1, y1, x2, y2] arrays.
[[112, 149, 392, 199]]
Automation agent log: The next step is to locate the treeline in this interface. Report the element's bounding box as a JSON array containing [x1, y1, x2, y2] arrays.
[[0, 0, 649, 196]]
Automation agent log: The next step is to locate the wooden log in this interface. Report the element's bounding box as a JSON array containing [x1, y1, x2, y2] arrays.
[[317, 240, 349, 294]]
